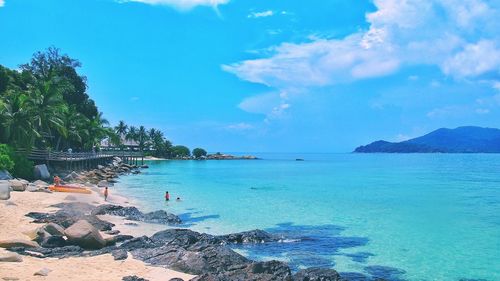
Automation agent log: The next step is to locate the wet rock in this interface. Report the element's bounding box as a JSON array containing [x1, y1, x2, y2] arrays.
[[192, 261, 293, 281], [34, 268, 52, 276], [33, 164, 50, 180], [0, 252, 23, 262], [112, 249, 128, 260], [92, 204, 181, 225], [219, 229, 280, 244], [0, 239, 40, 249], [0, 180, 10, 200], [140, 165, 149, 168], [65, 220, 106, 249], [122, 276, 149, 281], [40, 236, 67, 248], [8, 179, 26, 192], [293, 268, 341, 281]]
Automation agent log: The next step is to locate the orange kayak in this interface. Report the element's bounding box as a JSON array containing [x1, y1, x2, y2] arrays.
[[48, 185, 92, 194]]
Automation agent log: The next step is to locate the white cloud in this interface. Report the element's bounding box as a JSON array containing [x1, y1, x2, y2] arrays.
[[0, 0, 5, 7], [225, 0, 500, 91], [118, 0, 229, 10], [225, 122, 254, 131], [248, 10, 273, 18]]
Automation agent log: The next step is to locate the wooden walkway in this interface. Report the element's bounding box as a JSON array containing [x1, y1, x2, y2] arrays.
[[17, 148, 145, 169]]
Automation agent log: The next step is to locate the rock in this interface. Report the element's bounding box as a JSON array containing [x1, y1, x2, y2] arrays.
[[33, 180, 49, 187], [0, 239, 40, 249], [8, 179, 26, 192], [124, 222, 138, 226], [0, 252, 23, 262], [122, 276, 149, 281], [140, 165, 149, 168], [92, 204, 181, 225], [44, 223, 65, 236], [0, 180, 10, 200], [97, 165, 104, 169], [33, 164, 51, 180], [97, 180, 109, 187], [112, 249, 128, 260], [34, 268, 52, 276], [0, 170, 13, 180], [169, 279, 183, 281], [2, 277, 20, 281], [64, 220, 106, 249], [293, 268, 342, 281], [64, 195, 77, 201], [219, 229, 280, 244], [40, 235, 67, 248], [16, 245, 84, 258], [26, 184, 40, 192], [192, 261, 293, 281], [105, 230, 120, 235], [105, 235, 134, 246]]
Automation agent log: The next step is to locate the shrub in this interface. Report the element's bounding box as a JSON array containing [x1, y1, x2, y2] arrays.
[[0, 144, 14, 171], [10, 152, 34, 180]]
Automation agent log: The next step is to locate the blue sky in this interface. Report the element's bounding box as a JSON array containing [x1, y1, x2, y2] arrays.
[[1, 0, 499, 152]]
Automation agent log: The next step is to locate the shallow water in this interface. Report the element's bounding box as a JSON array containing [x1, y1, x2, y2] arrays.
[[115, 153, 500, 281]]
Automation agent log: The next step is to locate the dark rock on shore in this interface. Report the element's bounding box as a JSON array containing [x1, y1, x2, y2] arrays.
[[112, 249, 128, 260], [293, 267, 341, 281], [219, 229, 281, 244], [92, 204, 181, 225], [26, 211, 114, 231], [122, 276, 149, 281], [192, 260, 293, 281]]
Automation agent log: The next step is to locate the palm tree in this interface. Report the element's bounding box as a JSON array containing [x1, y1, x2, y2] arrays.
[[126, 126, 138, 142], [27, 79, 68, 147], [115, 120, 128, 139], [84, 112, 110, 150], [1, 90, 39, 148], [137, 125, 149, 152]]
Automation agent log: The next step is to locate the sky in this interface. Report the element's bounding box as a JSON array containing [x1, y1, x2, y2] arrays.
[[1, 0, 500, 152]]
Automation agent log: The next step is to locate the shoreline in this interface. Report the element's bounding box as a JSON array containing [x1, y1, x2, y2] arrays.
[[0, 158, 346, 281]]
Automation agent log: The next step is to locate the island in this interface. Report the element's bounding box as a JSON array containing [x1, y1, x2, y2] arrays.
[[354, 126, 500, 153]]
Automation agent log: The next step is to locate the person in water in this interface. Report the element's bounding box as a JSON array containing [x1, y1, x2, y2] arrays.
[[176, 197, 181, 201], [104, 187, 109, 201], [53, 176, 61, 186], [165, 191, 170, 201]]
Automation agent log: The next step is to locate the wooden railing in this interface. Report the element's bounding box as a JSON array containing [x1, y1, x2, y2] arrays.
[[17, 148, 144, 162]]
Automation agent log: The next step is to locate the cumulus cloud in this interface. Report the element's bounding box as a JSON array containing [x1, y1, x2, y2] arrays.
[[117, 0, 229, 10], [225, 0, 500, 89], [248, 10, 273, 18], [0, 0, 5, 7]]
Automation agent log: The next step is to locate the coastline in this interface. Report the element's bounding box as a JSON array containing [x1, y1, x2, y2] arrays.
[[0, 187, 195, 281]]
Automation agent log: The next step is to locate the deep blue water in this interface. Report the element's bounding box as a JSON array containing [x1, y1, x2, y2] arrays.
[[115, 153, 500, 281]]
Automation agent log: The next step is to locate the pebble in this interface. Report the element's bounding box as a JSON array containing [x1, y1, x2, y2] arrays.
[[0, 252, 23, 262], [34, 268, 52, 276]]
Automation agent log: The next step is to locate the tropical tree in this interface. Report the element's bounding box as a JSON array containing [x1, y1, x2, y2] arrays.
[[171, 145, 190, 158], [192, 148, 207, 158], [137, 125, 149, 152]]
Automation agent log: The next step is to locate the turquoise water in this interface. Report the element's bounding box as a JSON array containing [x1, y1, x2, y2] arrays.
[[115, 154, 500, 281]]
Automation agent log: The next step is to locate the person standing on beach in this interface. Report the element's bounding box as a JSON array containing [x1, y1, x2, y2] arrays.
[[104, 187, 109, 201], [165, 191, 170, 201], [53, 176, 61, 186]]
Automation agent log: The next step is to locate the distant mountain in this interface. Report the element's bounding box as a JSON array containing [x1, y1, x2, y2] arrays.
[[354, 126, 500, 153]]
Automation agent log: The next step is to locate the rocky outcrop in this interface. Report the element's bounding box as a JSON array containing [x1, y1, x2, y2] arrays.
[[293, 268, 342, 281], [64, 220, 106, 249], [92, 204, 181, 225], [122, 276, 149, 281], [192, 261, 292, 281], [219, 229, 281, 244], [0, 180, 10, 200]]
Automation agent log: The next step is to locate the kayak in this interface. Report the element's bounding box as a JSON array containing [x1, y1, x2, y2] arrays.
[[48, 185, 92, 194]]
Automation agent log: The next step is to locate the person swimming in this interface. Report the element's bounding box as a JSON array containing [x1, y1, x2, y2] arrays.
[[165, 191, 170, 201], [176, 197, 181, 201]]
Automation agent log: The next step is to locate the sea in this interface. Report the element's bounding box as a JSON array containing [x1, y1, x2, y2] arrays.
[[114, 153, 500, 281]]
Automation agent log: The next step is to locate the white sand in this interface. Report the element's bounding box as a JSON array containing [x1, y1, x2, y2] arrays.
[[0, 190, 195, 281]]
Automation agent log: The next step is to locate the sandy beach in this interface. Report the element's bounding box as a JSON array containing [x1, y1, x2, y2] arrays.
[[0, 189, 195, 281]]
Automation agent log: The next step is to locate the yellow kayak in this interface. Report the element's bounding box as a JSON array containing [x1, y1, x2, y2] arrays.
[[48, 185, 92, 194]]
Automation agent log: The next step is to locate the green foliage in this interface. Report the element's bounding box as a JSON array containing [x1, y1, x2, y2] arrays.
[[171, 145, 191, 158], [10, 152, 34, 180], [0, 144, 14, 171], [192, 148, 207, 158]]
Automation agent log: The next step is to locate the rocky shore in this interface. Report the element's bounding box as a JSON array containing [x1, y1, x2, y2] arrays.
[[0, 158, 360, 281]]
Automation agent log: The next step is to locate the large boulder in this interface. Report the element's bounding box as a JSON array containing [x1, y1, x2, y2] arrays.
[[97, 180, 109, 187], [92, 204, 181, 225], [64, 220, 106, 249], [0, 180, 10, 200], [192, 261, 293, 281], [33, 164, 50, 180], [219, 229, 281, 244], [9, 179, 26, 192], [0, 239, 40, 249], [293, 268, 341, 281], [0, 170, 13, 180]]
